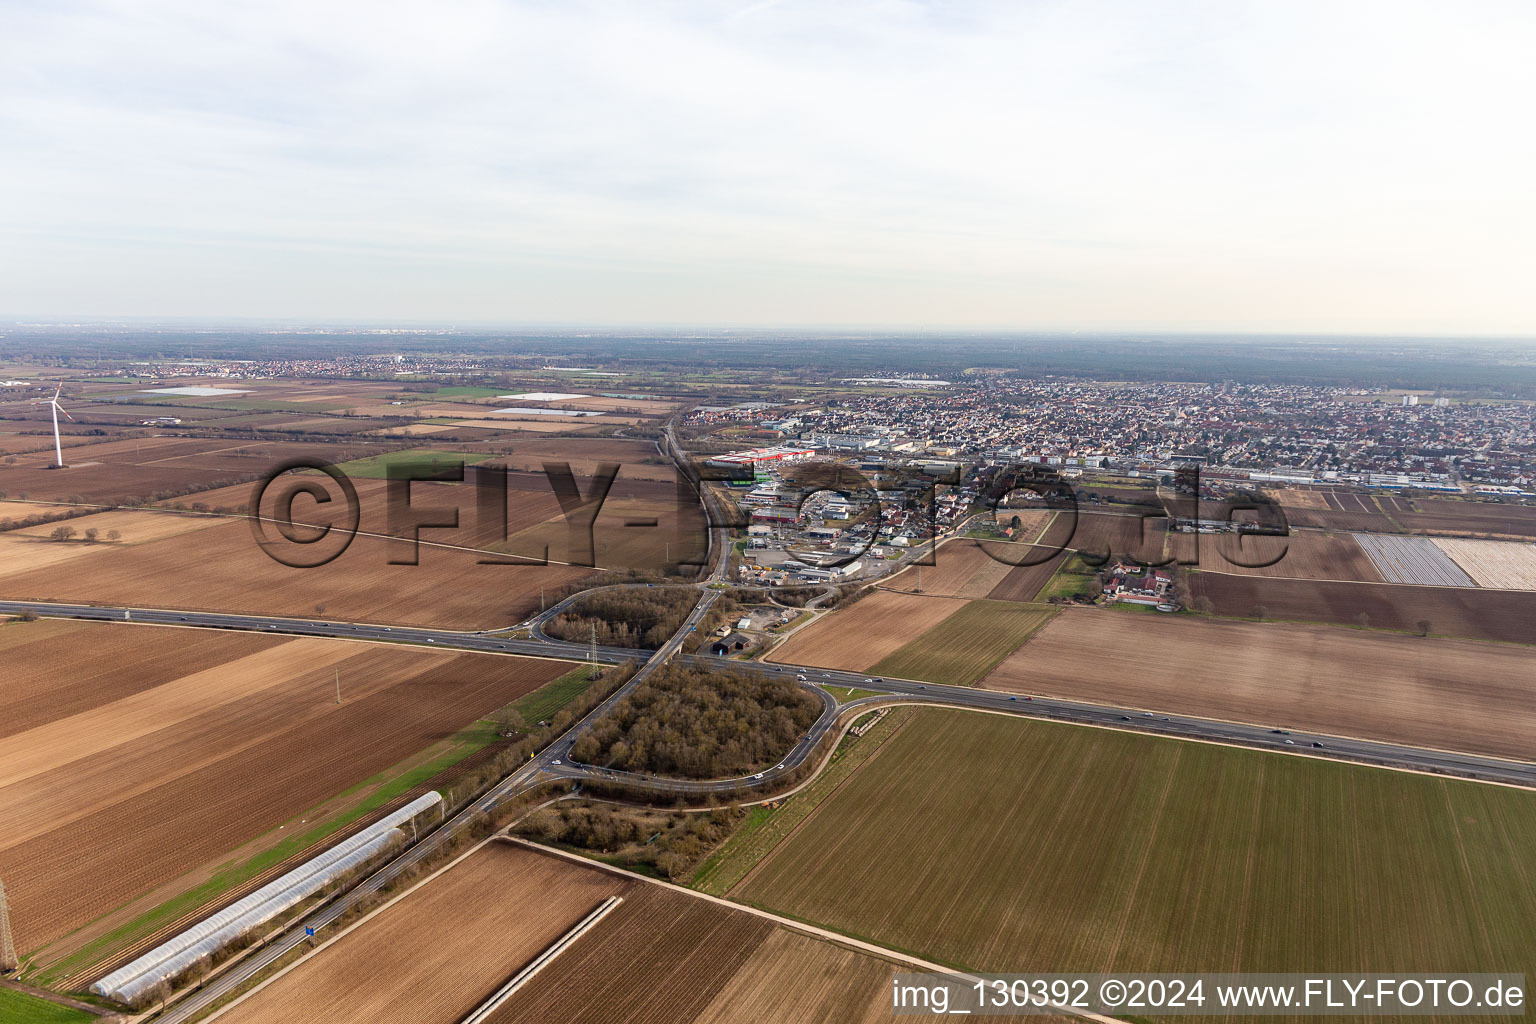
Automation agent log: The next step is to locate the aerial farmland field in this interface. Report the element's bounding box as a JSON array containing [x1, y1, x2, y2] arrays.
[[0, 619, 571, 977], [869, 600, 1055, 685], [985, 609, 1536, 762], [1354, 532, 1475, 586], [213, 839, 1042, 1024], [488, 848, 1062, 1024], [0, 436, 391, 506], [1432, 537, 1536, 590], [765, 591, 966, 671], [1177, 529, 1384, 581], [731, 708, 1536, 1013], [1395, 498, 1536, 540], [0, 510, 591, 630], [1063, 509, 1171, 564], [1188, 573, 1536, 644], [882, 539, 1017, 598], [215, 844, 630, 1024], [982, 549, 1069, 601]]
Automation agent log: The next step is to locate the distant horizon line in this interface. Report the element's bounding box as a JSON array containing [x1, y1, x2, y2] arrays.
[[3, 317, 1535, 343]]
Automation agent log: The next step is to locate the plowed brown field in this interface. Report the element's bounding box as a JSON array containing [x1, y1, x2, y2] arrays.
[[0, 620, 569, 953], [884, 539, 1016, 597], [984, 609, 1536, 761], [766, 591, 966, 671], [1396, 499, 1536, 540], [485, 850, 1052, 1024], [489, 880, 771, 1024], [0, 515, 589, 629], [0, 437, 382, 505], [1189, 573, 1536, 645], [1175, 530, 1383, 581], [1283, 507, 1398, 532], [219, 844, 628, 1024]]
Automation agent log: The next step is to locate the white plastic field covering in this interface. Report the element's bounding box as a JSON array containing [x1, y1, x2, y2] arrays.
[[1354, 533, 1475, 587], [93, 791, 442, 1004]]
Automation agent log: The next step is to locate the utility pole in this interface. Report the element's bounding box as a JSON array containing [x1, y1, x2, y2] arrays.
[[0, 876, 18, 973], [334, 668, 341, 705]]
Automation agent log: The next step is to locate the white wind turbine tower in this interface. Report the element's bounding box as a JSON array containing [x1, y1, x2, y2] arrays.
[[41, 386, 71, 468]]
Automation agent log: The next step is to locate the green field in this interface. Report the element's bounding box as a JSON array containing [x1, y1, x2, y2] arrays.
[[692, 707, 914, 896], [868, 600, 1055, 685], [332, 448, 492, 478], [732, 709, 1536, 1011], [507, 665, 598, 724], [1036, 554, 1101, 601], [0, 988, 93, 1024], [428, 385, 507, 398]]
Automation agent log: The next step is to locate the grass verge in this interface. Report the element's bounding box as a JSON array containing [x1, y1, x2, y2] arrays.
[[0, 988, 94, 1024], [507, 666, 598, 724]]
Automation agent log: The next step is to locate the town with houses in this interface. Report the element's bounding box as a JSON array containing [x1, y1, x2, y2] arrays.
[[689, 376, 1536, 492]]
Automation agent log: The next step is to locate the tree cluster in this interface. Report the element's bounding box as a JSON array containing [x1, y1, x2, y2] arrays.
[[546, 587, 702, 648], [571, 662, 821, 778], [517, 802, 745, 880]]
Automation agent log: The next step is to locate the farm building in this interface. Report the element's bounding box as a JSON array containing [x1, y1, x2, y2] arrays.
[[710, 632, 753, 656], [1102, 562, 1174, 605]]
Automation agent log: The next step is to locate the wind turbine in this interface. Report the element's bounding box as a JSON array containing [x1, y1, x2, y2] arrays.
[[39, 386, 71, 468]]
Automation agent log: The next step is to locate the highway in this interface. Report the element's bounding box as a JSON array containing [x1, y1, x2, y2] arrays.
[[7, 451, 1536, 1019], [5, 597, 1534, 794], [0, 599, 641, 664], [8, 583, 1536, 1022]]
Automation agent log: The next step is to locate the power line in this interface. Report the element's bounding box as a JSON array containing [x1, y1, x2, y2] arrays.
[[0, 876, 18, 973]]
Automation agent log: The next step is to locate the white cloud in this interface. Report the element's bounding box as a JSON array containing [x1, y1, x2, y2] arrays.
[[1, 0, 1533, 331]]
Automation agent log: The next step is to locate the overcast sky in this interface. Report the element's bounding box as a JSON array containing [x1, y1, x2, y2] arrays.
[[2, 0, 1533, 332]]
